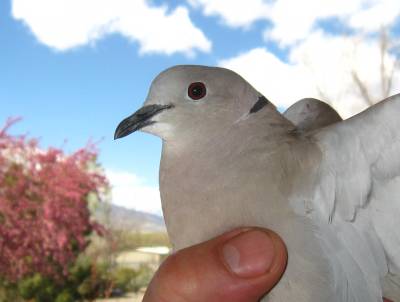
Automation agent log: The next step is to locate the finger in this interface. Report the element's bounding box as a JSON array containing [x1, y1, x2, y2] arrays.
[[143, 227, 287, 302]]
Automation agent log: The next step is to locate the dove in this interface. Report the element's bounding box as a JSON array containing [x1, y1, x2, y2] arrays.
[[115, 65, 400, 302]]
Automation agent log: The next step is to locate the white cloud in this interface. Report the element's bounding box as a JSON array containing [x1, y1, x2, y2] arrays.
[[12, 0, 211, 56], [188, 0, 270, 28], [219, 31, 400, 118], [219, 47, 318, 108], [264, 0, 365, 45], [188, 0, 400, 45], [105, 169, 162, 215], [291, 31, 400, 117], [349, 0, 400, 31]]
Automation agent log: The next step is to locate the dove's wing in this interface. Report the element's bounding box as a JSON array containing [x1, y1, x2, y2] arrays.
[[310, 93, 400, 299], [284, 98, 342, 132]]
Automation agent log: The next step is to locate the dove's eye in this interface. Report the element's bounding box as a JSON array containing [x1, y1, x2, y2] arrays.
[[188, 82, 206, 100]]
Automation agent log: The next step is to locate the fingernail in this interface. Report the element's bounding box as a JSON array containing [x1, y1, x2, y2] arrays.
[[221, 230, 275, 278]]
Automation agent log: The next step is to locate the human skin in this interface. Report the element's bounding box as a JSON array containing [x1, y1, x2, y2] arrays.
[[143, 228, 393, 302]]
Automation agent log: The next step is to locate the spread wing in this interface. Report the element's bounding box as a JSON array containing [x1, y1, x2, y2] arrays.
[[310, 93, 400, 300]]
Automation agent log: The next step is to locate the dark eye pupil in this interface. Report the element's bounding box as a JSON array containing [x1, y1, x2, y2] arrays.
[[188, 82, 206, 100], [191, 86, 203, 96]]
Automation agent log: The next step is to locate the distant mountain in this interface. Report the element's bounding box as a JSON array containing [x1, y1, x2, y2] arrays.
[[94, 203, 167, 233]]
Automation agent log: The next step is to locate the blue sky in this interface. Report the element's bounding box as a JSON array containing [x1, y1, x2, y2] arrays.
[[1, 0, 399, 214]]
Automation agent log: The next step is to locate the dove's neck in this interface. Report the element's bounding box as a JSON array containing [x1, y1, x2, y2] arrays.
[[166, 105, 296, 153]]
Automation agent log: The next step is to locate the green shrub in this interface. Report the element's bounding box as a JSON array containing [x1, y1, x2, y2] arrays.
[[112, 267, 139, 292], [0, 258, 113, 302], [112, 264, 153, 293], [0, 257, 156, 301], [54, 290, 74, 302], [18, 274, 57, 302]]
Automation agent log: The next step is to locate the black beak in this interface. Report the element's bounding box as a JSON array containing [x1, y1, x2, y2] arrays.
[[114, 104, 174, 140]]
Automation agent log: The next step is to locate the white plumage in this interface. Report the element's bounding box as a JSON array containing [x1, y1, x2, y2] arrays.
[[115, 65, 400, 302]]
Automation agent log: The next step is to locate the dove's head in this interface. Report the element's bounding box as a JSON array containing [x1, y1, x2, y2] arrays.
[[115, 65, 276, 143]]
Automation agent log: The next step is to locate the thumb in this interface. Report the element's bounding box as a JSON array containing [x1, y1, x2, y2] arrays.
[[143, 228, 287, 302]]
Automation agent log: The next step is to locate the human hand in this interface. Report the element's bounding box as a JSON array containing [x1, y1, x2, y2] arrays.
[[143, 227, 394, 302], [143, 228, 287, 302]]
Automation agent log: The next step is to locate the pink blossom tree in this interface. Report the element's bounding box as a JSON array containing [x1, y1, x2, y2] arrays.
[[0, 118, 108, 282]]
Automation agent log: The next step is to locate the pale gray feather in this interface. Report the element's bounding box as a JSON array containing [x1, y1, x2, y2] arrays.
[[284, 98, 342, 132]]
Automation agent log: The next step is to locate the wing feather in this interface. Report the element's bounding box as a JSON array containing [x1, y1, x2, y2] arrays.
[[310, 94, 400, 299], [313, 94, 400, 222]]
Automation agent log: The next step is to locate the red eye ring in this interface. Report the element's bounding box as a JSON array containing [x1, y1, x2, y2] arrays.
[[188, 82, 206, 100]]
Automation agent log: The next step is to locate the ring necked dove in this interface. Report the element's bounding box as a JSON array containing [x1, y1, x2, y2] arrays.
[[115, 65, 400, 302]]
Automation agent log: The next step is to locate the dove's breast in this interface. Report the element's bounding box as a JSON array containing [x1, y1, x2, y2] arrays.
[[159, 133, 322, 250]]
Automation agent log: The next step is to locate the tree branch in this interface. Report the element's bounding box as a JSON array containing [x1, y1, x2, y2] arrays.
[[351, 70, 375, 105]]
